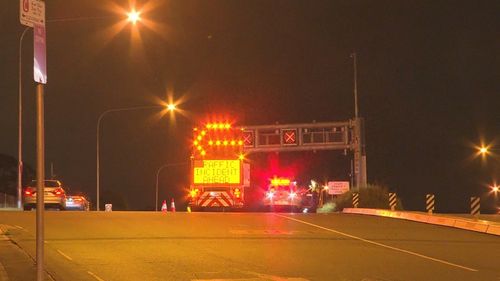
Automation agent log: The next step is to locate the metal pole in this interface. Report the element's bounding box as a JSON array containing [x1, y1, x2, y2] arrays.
[[36, 83, 45, 281], [155, 162, 188, 212], [18, 26, 30, 210], [155, 167, 162, 212], [352, 52, 359, 119], [96, 105, 165, 211], [96, 114, 104, 211]]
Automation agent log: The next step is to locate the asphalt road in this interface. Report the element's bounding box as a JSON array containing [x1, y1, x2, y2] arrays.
[[0, 211, 499, 281]]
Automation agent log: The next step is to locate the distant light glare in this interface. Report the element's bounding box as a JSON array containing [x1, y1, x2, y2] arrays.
[[127, 10, 141, 24], [479, 146, 488, 154], [167, 104, 176, 111]]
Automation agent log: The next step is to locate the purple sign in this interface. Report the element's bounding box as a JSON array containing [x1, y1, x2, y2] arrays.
[[34, 23, 47, 84]]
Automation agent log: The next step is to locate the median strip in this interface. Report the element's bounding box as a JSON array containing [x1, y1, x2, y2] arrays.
[[275, 214, 478, 272]]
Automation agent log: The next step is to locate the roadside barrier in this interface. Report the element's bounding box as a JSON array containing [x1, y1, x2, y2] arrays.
[[104, 204, 112, 212], [343, 208, 500, 236], [389, 193, 397, 211], [352, 193, 359, 208], [426, 194, 435, 214], [470, 197, 480, 216]]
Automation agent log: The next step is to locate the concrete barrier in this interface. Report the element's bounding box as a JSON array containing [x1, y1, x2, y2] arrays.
[[342, 208, 500, 237], [486, 224, 500, 236], [453, 219, 489, 233]]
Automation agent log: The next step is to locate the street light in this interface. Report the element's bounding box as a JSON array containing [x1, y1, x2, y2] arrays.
[[492, 185, 499, 193], [17, 12, 141, 210], [167, 103, 176, 111], [155, 162, 187, 211], [479, 146, 489, 155], [96, 104, 176, 211], [127, 10, 141, 24], [17, 26, 31, 209]]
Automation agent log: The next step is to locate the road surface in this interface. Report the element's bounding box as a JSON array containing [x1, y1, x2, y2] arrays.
[[0, 211, 499, 281]]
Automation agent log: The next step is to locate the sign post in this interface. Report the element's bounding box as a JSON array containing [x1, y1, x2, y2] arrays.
[[20, 1, 46, 280]]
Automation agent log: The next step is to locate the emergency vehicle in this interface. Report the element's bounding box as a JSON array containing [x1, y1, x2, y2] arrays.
[[188, 121, 249, 210], [263, 176, 303, 211]]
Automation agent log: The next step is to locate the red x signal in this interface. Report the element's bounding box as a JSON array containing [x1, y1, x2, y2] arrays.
[[283, 129, 297, 145], [242, 131, 254, 147]]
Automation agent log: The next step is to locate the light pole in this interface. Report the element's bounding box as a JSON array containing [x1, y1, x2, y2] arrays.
[[155, 162, 187, 211], [96, 104, 176, 211], [17, 26, 31, 209], [17, 10, 140, 210]]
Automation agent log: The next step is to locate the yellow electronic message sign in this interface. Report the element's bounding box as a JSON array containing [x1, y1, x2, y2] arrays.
[[193, 160, 241, 184]]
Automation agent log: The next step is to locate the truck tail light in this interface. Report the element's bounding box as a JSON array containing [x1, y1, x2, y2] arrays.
[[233, 188, 241, 199], [190, 189, 199, 198]]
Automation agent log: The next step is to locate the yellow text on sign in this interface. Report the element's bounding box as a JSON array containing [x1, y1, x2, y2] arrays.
[[194, 160, 241, 184]]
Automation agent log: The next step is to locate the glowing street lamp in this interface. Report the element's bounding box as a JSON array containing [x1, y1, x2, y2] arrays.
[[96, 103, 179, 211], [167, 103, 176, 111], [479, 146, 489, 155], [127, 10, 141, 24]]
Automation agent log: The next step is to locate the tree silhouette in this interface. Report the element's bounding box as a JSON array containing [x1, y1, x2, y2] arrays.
[[0, 154, 35, 195]]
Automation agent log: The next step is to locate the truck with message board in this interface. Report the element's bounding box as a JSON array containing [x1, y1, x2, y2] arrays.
[[188, 121, 248, 210]]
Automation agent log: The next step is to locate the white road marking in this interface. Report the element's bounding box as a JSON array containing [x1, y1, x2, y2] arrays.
[[275, 214, 478, 272], [192, 271, 309, 281], [88, 271, 105, 281], [0, 261, 9, 281], [56, 249, 73, 261], [14, 225, 24, 230]]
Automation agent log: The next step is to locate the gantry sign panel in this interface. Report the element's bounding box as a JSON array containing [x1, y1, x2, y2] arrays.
[[238, 121, 351, 153], [237, 119, 367, 188]]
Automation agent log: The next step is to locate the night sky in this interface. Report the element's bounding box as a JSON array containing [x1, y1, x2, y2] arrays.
[[1, 0, 499, 212]]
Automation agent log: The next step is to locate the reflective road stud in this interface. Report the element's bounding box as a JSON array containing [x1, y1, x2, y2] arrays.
[[352, 193, 359, 208], [389, 193, 397, 211], [426, 194, 435, 214], [470, 197, 480, 217]]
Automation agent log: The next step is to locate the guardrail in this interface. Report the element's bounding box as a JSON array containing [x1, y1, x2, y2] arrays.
[[343, 208, 500, 236]]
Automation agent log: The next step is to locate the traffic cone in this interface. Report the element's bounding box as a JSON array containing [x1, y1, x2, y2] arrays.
[[170, 198, 176, 212], [161, 200, 168, 212]]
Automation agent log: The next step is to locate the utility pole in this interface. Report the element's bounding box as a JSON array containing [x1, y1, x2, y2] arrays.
[[352, 52, 359, 119], [351, 52, 367, 189]]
